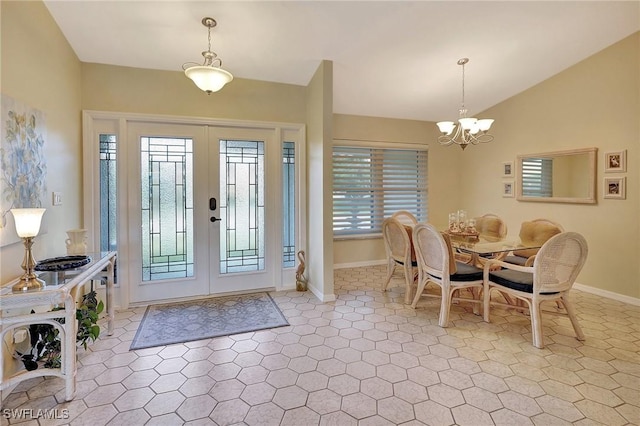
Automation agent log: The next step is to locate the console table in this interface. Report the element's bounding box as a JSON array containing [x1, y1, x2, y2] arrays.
[[0, 251, 116, 401]]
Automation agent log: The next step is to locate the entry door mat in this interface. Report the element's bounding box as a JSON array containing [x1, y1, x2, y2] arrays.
[[130, 292, 289, 350]]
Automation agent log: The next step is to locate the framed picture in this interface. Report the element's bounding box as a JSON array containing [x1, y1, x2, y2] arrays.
[[604, 150, 626, 173], [502, 161, 514, 177], [503, 181, 514, 198], [604, 177, 626, 199]]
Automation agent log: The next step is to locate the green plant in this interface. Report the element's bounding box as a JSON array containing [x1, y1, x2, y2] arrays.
[[16, 290, 104, 371]]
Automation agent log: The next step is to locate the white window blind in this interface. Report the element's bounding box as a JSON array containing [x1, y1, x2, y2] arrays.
[[521, 158, 553, 197], [333, 146, 428, 236]]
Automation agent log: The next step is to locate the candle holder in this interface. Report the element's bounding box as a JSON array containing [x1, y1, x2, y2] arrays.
[[11, 208, 46, 293]]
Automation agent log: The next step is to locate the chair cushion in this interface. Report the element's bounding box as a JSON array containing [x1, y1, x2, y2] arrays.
[[476, 217, 502, 239], [503, 255, 528, 266], [489, 269, 534, 292], [489, 269, 560, 295], [514, 221, 561, 258], [451, 262, 483, 281]]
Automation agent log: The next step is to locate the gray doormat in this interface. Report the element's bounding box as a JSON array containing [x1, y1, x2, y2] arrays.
[[130, 292, 289, 350]]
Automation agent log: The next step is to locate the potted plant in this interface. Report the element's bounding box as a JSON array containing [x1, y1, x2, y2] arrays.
[[16, 290, 104, 371]]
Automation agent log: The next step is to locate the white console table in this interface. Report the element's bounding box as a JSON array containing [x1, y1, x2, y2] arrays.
[[0, 251, 116, 401]]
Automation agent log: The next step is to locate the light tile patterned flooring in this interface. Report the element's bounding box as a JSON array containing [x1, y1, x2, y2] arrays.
[[2, 265, 639, 425]]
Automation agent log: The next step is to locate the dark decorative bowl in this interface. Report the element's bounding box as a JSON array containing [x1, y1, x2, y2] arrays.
[[35, 255, 92, 271]]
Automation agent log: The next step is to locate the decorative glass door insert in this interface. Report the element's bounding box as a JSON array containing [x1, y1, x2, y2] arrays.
[[99, 134, 117, 253], [141, 137, 194, 281], [282, 142, 295, 268], [219, 140, 265, 274]]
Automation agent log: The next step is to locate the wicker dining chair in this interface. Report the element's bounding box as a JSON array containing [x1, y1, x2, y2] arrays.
[[411, 223, 484, 327], [391, 210, 418, 227], [504, 218, 564, 267], [474, 213, 507, 242], [382, 217, 417, 304], [483, 232, 588, 348]]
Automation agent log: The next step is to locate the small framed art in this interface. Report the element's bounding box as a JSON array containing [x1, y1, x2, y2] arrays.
[[502, 161, 514, 177], [604, 150, 626, 173], [503, 181, 514, 198], [604, 177, 626, 199]]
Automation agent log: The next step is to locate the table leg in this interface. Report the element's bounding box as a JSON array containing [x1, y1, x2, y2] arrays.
[[64, 294, 77, 401]]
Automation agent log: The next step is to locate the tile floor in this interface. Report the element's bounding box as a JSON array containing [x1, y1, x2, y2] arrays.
[[2, 265, 639, 425]]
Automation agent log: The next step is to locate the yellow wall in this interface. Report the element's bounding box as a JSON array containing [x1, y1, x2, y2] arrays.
[[459, 32, 640, 298], [0, 0, 83, 281], [81, 63, 307, 123], [0, 0, 83, 383]]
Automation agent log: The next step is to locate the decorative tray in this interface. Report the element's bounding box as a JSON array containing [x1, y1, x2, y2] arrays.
[[445, 229, 479, 237], [35, 255, 91, 271]]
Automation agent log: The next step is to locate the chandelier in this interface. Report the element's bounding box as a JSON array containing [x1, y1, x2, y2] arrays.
[[437, 58, 494, 150], [182, 17, 233, 94]]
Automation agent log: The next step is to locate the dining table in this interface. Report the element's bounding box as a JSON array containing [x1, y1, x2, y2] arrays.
[[445, 230, 543, 266]]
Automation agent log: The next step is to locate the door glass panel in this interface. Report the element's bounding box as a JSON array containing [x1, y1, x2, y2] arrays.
[[283, 142, 295, 268], [219, 140, 264, 274], [141, 137, 194, 281], [99, 134, 117, 252]]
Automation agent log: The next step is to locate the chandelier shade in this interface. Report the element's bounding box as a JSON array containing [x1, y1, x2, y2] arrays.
[[184, 66, 233, 93], [183, 17, 233, 94], [437, 58, 494, 150]]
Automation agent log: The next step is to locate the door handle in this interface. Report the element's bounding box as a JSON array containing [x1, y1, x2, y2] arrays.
[[209, 197, 217, 211], [210, 216, 221, 223]]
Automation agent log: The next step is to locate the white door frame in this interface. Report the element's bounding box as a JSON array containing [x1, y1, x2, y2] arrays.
[[82, 111, 306, 309]]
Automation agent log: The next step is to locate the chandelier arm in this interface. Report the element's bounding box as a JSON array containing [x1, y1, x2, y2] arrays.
[[182, 62, 203, 71]]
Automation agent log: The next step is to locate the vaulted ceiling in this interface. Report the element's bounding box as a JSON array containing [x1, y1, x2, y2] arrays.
[[44, 1, 639, 121]]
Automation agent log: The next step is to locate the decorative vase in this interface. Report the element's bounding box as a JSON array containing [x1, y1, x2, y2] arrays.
[[66, 229, 87, 255]]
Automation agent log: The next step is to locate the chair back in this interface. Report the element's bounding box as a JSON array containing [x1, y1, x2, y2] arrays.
[[533, 232, 588, 294], [391, 210, 418, 226], [514, 218, 564, 258], [412, 223, 457, 278], [382, 217, 412, 264], [474, 214, 507, 241]]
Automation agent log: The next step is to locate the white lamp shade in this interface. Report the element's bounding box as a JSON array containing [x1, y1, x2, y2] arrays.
[[436, 121, 456, 135], [11, 208, 46, 238], [185, 66, 233, 93], [458, 118, 477, 130], [477, 119, 494, 132]]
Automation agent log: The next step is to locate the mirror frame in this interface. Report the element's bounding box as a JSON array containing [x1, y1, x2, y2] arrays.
[[516, 147, 598, 204]]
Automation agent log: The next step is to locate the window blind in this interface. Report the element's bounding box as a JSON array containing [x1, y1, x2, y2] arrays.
[[333, 146, 428, 236], [521, 158, 553, 197]]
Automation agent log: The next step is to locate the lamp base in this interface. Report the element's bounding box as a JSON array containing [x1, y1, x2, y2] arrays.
[[12, 276, 45, 293]]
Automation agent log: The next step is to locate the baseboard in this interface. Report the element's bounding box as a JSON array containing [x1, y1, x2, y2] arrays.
[[334, 259, 386, 269], [574, 283, 640, 306], [307, 283, 336, 303]]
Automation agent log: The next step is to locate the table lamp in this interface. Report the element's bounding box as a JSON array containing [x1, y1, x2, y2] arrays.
[[11, 208, 46, 292]]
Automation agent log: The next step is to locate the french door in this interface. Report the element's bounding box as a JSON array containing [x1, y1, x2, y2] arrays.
[[208, 127, 276, 294], [126, 122, 277, 303]]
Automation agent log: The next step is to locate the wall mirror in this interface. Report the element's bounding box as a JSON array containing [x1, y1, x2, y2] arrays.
[[516, 147, 597, 204]]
